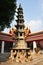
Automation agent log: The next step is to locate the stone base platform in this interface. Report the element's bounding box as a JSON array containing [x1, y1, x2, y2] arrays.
[[9, 48, 32, 63]]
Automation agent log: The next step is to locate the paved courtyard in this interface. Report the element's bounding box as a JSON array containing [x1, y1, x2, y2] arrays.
[[0, 52, 43, 65]]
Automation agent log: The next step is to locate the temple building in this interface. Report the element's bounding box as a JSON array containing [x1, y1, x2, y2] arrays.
[[0, 4, 43, 54]]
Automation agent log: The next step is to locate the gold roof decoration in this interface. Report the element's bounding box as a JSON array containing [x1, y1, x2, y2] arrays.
[[24, 27, 31, 38], [9, 27, 16, 36]]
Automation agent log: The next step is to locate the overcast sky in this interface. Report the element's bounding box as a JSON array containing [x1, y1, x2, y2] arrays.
[[4, 0, 43, 33]]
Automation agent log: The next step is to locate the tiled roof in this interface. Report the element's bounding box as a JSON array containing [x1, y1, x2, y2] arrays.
[[26, 31, 43, 42], [29, 30, 43, 36], [0, 32, 15, 42]]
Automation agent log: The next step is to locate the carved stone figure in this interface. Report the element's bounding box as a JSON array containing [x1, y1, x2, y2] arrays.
[[16, 50, 21, 62], [9, 50, 16, 62], [27, 50, 32, 61], [19, 50, 27, 63]]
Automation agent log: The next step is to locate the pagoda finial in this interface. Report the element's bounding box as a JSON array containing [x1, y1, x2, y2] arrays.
[[19, 3, 22, 8]]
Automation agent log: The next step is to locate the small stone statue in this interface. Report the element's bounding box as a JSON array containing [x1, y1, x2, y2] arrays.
[[27, 50, 32, 61], [19, 50, 27, 63], [16, 50, 21, 62], [9, 50, 16, 62]]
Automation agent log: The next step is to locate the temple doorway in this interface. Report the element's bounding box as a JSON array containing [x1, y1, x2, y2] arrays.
[[4, 41, 13, 52], [27, 41, 33, 50], [37, 40, 43, 50]]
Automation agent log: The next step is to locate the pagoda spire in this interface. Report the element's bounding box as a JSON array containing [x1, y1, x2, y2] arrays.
[[19, 3, 22, 8], [15, 4, 25, 37]]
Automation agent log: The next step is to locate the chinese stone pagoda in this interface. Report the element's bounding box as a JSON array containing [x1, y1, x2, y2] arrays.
[[14, 4, 27, 49]]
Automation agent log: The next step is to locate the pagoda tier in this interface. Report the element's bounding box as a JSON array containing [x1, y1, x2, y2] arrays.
[[15, 26, 25, 31], [17, 7, 23, 11], [16, 19, 24, 23], [15, 25, 25, 27], [16, 31, 25, 34], [17, 9, 23, 15], [16, 15, 24, 21], [17, 12, 23, 15], [16, 15, 24, 19]]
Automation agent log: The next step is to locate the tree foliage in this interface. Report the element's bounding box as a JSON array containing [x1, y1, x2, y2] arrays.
[[0, 0, 17, 31]]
